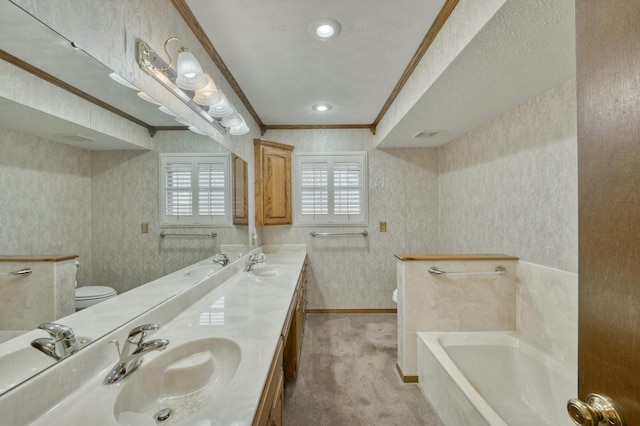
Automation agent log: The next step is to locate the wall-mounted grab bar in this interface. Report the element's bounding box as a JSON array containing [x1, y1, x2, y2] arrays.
[[160, 231, 217, 238], [310, 231, 368, 237], [0, 268, 32, 277], [428, 266, 507, 276]]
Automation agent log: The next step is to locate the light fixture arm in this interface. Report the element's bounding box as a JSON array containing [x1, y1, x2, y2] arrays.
[[160, 36, 185, 72]]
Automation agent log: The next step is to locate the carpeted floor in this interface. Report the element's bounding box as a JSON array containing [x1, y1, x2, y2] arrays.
[[283, 313, 443, 426]]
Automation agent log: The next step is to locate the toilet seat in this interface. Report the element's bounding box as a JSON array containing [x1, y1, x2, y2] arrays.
[[75, 286, 117, 310], [76, 286, 117, 301]]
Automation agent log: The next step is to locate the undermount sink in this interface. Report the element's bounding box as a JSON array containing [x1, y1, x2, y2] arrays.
[[183, 265, 221, 281], [250, 264, 288, 278], [113, 338, 241, 425]]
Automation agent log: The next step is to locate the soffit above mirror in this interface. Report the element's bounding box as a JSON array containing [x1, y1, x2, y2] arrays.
[[0, 2, 187, 141]]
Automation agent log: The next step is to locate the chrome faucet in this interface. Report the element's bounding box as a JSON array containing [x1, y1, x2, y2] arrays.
[[244, 253, 265, 272], [103, 323, 170, 385], [30, 323, 80, 361], [212, 253, 229, 266]]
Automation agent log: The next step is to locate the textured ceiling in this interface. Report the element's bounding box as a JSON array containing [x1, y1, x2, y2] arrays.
[[184, 0, 446, 125]]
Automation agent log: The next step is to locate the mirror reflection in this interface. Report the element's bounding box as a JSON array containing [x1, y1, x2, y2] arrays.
[[0, 1, 249, 395]]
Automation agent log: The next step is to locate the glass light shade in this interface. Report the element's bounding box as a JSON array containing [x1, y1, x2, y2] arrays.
[[193, 74, 222, 106], [109, 72, 138, 90], [175, 117, 191, 126], [137, 91, 160, 105], [230, 124, 249, 135], [175, 50, 207, 90], [208, 91, 234, 117], [229, 115, 249, 135], [220, 107, 243, 127], [188, 126, 206, 135], [158, 105, 177, 116]]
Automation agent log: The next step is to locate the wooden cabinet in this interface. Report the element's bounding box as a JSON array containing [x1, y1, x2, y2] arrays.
[[233, 155, 249, 225], [284, 261, 307, 380], [254, 139, 294, 226], [253, 258, 307, 426], [253, 337, 284, 426]]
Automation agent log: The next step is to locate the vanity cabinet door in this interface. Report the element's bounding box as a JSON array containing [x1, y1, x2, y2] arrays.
[[254, 139, 294, 226], [253, 337, 284, 426]]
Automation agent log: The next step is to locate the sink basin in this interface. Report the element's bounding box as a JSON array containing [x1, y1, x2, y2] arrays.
[[113, 338, 241, 424], [250, 264, 288, 278], [183, 265, 221, 281], [0, 347, 55, 394]]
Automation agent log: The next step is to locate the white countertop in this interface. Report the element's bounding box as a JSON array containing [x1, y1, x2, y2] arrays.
[[0, 247, 307, 426]]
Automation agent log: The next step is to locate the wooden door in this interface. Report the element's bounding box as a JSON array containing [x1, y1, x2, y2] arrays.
[[574, 1, 640, 424]]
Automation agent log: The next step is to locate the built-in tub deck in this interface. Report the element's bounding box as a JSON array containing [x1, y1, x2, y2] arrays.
[[417, 331, 576, 426]]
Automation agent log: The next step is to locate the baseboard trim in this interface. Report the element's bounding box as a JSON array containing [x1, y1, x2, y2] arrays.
[[396, 363, 418, 383], [306, 308, 397, 314]]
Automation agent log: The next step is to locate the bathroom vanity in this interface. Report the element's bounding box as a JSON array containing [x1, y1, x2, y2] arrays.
[[0, 246, 307, 425], [0, 255, 78, 337]]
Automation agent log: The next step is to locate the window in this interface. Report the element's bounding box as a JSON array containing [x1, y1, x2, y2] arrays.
[[294, 152, 368, 226], [160, 153, 232, 226]]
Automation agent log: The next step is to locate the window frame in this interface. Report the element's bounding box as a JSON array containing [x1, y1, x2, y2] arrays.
[[159, 153, 232, 227], [293, 151, 368, 226]]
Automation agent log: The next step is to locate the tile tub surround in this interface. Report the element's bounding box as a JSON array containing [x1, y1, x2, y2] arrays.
[[516, 261, 578, 366], [0, 248, 306, 425], [395, 254, 518, 378]]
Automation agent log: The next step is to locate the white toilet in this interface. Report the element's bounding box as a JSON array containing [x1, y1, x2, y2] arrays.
[[75, 286, 117, 310]]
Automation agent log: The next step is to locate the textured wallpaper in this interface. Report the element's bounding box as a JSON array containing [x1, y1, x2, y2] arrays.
[[90, 131, 249, 295], [0, 129, 92, 286], [438, 78, 578, 273], [262, 129, 440, 309]]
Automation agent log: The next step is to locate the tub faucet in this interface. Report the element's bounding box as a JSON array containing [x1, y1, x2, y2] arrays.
[[244, 253, 265, 272], [30, 323, 80, 361], [103, 323, 170, 385], [212, 253, 229, 266]]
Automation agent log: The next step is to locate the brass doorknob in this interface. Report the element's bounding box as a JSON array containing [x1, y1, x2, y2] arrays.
[[567, 394, 625, 426]]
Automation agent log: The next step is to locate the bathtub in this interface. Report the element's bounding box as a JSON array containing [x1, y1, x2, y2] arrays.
[[417, 331, 576, 426]]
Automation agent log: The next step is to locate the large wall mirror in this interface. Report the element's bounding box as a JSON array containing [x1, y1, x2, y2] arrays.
[[0, 1, 249, 395]]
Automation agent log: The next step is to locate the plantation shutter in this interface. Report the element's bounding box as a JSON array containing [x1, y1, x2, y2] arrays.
[[333, 161, 362, 217], [198, 162, 226, 216], [165, 162, 193, 216], [295, 152, 367, 225], [160, 154, 231, 226], [300, 161, 329, 219]]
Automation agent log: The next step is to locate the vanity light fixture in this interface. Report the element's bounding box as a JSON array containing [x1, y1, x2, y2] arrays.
[[312, 103, 332, 112], [137, 38, 250, 135], [308, 18, 342, 41]]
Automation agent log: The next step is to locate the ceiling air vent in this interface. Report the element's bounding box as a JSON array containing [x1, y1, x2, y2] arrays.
[[53, 133, 96, 143], [413, 130, 441, 138]]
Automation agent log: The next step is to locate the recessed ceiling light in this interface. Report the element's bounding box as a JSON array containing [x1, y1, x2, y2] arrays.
[[308, 18, 342, 41], [312, 104, 332, 112]]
